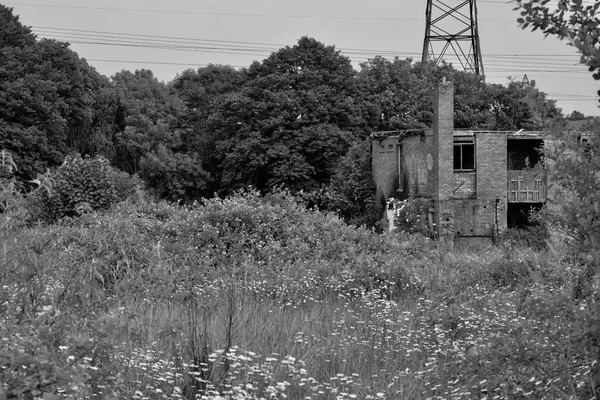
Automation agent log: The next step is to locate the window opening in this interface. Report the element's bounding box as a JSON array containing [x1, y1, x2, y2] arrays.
[[453, 140, 475, 171], [507, 139, 542, 170], [578, 135, 593, 160], [507, 203, 543, 229]]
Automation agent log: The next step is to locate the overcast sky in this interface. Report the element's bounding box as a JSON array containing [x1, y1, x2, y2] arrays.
[[4, 0, 600, 116]]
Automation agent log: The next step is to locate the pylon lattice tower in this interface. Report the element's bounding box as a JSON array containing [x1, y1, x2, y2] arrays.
[[422, 0, 484, 75]]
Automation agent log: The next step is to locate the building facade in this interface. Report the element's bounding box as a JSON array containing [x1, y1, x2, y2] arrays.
[[372, 81, 547, 243]]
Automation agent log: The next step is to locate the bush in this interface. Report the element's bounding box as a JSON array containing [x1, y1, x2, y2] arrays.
[[499, 225, 549, 251], [44, 154, 142, 221], [392, 197, 433, 237]]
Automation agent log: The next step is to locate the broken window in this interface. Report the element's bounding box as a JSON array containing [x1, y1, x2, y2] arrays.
[[378, 142, 395, 153], [578, 135, 593, 160], [453, 139, 475, 171], [507, 139, 542, 170]]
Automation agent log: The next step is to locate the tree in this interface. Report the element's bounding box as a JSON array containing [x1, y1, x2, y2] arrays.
[[326, 140, 379, 227], [568, 110, 586, 120], [0, 5, 35, 48], [356, 56, 558, 131], [357, 56, 433, 131], [110, 69, 208, 201], [111, 69, 184, 174], [171, 65, 247, 195], [0, 5, 111, 179], [208, 37, 362, 194]]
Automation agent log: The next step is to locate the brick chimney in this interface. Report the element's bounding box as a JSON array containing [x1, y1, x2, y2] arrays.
[[434, 79, 454, 200]]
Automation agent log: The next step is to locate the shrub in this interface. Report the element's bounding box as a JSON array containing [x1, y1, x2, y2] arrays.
[[498, 225, 549, 251], [0, 149, 55, 229], [392, 197, 434, 237], [0, 322, 92, 399], [45, 154, 142, 221]]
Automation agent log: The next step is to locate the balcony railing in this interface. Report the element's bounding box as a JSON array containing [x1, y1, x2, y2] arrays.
[[507, 170, 546, 203]]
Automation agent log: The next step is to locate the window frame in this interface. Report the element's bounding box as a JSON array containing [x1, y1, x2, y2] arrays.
[[453, 139, 475, 172]]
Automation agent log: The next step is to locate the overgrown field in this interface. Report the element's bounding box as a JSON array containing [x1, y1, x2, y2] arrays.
[[1, 191, 598, 399]]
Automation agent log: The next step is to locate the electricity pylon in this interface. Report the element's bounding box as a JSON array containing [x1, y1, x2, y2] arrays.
[[422, 0, 484, 76]]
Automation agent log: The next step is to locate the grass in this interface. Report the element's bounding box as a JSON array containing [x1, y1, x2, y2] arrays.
[[1, 191, 599, 399]]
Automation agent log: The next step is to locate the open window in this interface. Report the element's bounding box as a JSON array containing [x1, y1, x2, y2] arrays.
[[453, 139, 475, 171], [507, 139, 542, 170], [578, 134, 593, 160], [507, 203, 543, 228]]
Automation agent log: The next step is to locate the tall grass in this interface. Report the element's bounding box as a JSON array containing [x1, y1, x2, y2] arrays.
[[1, 191, 598, 399]]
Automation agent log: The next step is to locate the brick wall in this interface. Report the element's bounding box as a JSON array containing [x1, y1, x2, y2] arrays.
[[434, 81, 454, 201], [475, 132, 507, 199], [452, 172, 476, 199], [432, 81, 454, 238], [453, 199, 498, 236], [475, 132, 508, 233]]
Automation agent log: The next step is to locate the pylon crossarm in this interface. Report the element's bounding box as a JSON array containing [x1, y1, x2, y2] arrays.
[[431, 0, 471, 25]]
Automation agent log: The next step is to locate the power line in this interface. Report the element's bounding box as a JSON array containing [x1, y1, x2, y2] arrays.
[[86, 58, 247, 69], [32, 26, 589, 67], [0, 2, 445, 21], [27, 26, 600, 87], [5, 1, 520, 22]]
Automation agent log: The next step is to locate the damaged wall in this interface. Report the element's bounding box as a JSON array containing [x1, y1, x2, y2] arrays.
[[401, 133, 437, 197], [371, 137, 400, 204]]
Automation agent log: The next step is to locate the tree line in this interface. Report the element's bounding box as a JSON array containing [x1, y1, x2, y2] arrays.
[[0, 4, 560, 224]]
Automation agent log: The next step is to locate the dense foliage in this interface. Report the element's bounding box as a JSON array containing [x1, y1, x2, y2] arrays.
[[1, 183, 598, 399], [515, 0, 600, 393], [0, 4, 564, 224], [0, 6, 111, 180]]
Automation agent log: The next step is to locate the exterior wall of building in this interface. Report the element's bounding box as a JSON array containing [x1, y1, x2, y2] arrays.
[[473, 131, 509, 234], [453, 199, 500, 237], [452, 172, 476, 199], [371, 137, 400, 203], [400, 135, 437, 197], [476, 131, 507, 200]]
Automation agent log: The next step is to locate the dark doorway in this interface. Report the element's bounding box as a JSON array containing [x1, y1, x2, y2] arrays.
[[507, 203, 543, 228]]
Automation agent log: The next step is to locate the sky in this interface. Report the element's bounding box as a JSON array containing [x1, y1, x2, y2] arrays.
[[4, 0, 600, 117]]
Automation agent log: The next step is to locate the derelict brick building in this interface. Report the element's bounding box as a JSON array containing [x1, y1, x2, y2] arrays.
[[372, 80, 547, 242]]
